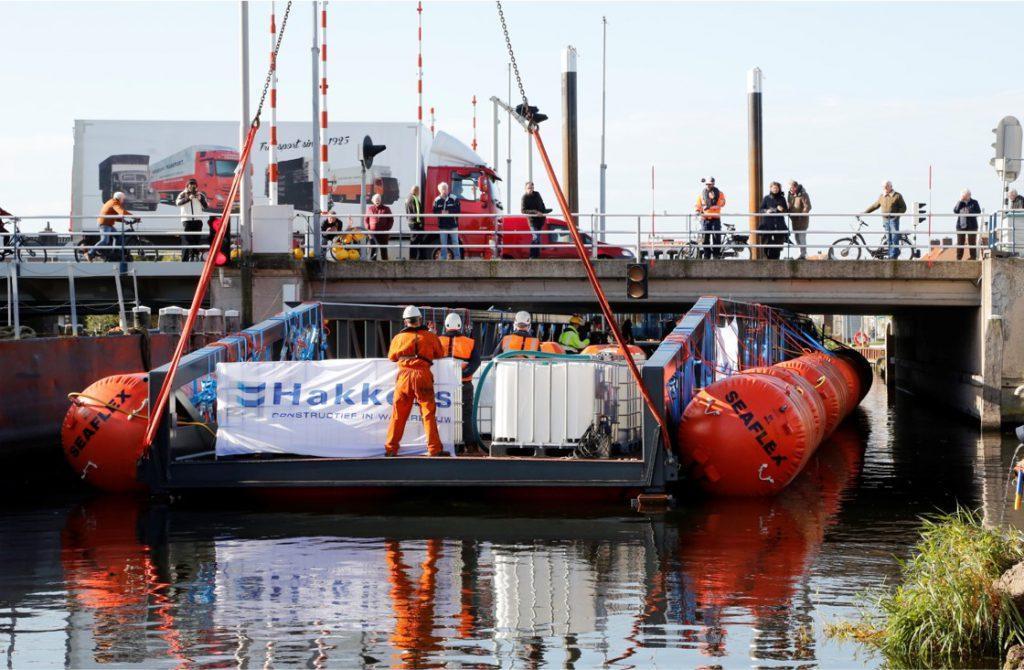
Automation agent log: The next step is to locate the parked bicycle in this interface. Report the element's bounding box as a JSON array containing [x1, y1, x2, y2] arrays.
[[670, 221, 749, 260], [0, 218, 49, 262], [828, 216, 921, 260], [75, 217, 159, 263]]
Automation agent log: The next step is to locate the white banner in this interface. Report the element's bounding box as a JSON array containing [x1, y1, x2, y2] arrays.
[[215, 359, 461, 458]]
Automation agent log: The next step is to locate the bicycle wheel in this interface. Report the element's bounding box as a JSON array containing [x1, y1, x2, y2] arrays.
[[16, 241, 47, 263], [828, 238, 863, 260]]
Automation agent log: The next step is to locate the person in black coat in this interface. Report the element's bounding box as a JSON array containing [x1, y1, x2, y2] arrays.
[[521, 181, 551, 259], [953, 188, 981, 261], [758, 181, 789, 259]]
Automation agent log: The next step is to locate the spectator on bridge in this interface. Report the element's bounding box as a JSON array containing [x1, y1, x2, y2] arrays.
[[367, 193, 393, 261], [863, 180, 907, 260], [405, 185, 428, 260], [758, 181, 789, 260], [1010, 189, 1024, 210], [953, 188, 981, 261], [432, 182, 462, 260], [321, 210, 341, 234], [695, 176, 726, 259], [787, 180, 812, 259], [521, 181, 552, 259], [175, 179, 208, 262], [88, 192, 130, 262]]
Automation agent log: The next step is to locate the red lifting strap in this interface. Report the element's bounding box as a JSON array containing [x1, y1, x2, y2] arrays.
[[142, 122, 260, 448], [531, 129, 673, 453]]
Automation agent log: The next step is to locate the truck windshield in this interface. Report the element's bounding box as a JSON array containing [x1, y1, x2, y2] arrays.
[[212, 160, 238, 177], [450, 172, 481, 202]]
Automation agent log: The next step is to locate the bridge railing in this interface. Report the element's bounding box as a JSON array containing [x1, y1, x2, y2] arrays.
[[5, 210, 1022, 263]]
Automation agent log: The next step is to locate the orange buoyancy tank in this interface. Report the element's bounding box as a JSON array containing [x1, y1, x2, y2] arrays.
[[61, 373, 150, 493], [744, 365, 828, 447], [677, 371, 821, 496], [777, 355, 849, 437], [820, 352, 862, 407]]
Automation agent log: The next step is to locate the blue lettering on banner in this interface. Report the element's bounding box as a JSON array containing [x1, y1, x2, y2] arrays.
[[237, 383, 266, 407], [273, 382, 302, 405], [235, 378, 456, 409]]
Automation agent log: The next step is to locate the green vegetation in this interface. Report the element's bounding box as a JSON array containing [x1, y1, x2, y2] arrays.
[[827, 510, 1024, 668]]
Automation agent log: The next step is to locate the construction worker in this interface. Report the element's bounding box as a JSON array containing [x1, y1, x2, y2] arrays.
[[695, 176, 726, 260], [438, 312, 481, 452], [385, 305, 447, 457], [498, 311, 540, 353], [558, 314, 590, 353]]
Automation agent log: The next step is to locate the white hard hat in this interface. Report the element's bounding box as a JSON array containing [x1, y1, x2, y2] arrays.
[[402, 305, 422, 320], [514, 310, 531, 327], [444, 313, 463, 331], [113, 191, 126, 201]]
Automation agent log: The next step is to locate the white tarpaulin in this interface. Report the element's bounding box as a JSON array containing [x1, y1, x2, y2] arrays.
[[215, 359, 461, 458], [715, 318, 740, 377]]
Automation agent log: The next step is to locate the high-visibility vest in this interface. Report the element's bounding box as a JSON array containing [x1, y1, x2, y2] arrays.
[[501, 332, 539, 352], [439, 334, 476, 381], [539, 341, 565, 354]]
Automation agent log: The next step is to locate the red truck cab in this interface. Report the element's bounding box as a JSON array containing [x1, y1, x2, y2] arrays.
[[421, 132, 501, 259], [499, 216, 634, 260]]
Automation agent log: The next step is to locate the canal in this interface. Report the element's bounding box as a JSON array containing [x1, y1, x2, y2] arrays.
[[0, 377, 1018, 668]]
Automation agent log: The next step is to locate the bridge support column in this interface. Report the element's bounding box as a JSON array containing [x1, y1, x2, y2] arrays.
[[982, 257, 1024, 425]]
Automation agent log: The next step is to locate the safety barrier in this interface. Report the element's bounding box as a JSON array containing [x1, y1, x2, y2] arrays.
[[5, 209, 1021, 263]]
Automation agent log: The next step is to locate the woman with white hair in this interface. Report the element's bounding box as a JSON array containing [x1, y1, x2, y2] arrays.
[[953, 188, 981, 261], [366, 192, 393, 260]]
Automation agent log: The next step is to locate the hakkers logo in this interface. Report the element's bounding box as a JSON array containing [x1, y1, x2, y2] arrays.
[[236, 382, 452, 409]]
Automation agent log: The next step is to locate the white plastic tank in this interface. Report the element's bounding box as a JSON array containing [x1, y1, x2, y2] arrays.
[[157, 306, 184, 334], [493, 360, 598, 446]]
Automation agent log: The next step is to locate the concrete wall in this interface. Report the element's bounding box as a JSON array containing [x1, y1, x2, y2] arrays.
[[983, 257, 1024, 425]]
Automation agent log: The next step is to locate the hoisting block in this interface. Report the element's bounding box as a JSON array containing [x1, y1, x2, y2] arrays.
[[631, 492, 674, 512]]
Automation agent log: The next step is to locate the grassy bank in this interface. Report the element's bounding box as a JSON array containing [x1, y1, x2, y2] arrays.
[[828, 510, 1024, 668]]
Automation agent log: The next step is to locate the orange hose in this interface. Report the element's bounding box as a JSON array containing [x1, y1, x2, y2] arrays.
[[531, 129, 673, 453]]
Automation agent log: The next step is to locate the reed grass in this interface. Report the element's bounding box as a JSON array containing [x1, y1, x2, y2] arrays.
[[827, 509, 1024, 668]]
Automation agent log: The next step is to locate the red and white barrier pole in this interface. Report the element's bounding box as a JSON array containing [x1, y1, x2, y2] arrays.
[[430, 106, 435, 138], [268, 2, 279, 205], [416, 1, 423, 188], [318, 0, 330, 214], [472, 95, 478, 152]]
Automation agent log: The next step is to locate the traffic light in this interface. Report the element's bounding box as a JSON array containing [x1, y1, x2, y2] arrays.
[[991, 116, 1022, 182], [359, 135, 387, 169], [913, 201, 927, 226], [626, 263, 648, 300], [514, 103, 548, 125]]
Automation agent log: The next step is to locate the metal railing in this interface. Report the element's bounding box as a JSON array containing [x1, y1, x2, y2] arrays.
[[5, 209, 1022, 264]]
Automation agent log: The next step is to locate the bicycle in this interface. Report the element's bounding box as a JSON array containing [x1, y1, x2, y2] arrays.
[[674, 221, 749, 259], [0, 218, 49, 262], [75, 217, 158, 262], [828, 216, 921, 260]]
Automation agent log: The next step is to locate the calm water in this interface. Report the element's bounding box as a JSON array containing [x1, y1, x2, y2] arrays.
[[1, 379, 1019, 669]]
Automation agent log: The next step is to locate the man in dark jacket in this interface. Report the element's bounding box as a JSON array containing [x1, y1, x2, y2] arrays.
[[432, 182, 462, 260], [953, 188, 981, 261], [758, 181, 789, 259], [405, 185, 427, 260], [521, 181, 552, 259]]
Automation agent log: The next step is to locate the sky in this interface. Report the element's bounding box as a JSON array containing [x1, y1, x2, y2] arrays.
[[2, 1, 1023, 238]]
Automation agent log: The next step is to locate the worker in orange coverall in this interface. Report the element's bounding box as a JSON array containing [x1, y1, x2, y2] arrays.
[[385, 305, 448, 457]]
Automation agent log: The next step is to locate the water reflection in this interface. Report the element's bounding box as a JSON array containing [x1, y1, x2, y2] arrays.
[[45, 426, 865, 668], [6, 381, 1020, 668]]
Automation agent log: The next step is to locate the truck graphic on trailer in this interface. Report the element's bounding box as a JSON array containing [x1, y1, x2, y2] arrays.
[[264, 161, 400, 211], [151, 145, 239, 211], [98, 154, 159, 211]]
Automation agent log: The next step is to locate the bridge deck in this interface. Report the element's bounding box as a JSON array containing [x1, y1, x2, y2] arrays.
[[307, 259, 983, 312]]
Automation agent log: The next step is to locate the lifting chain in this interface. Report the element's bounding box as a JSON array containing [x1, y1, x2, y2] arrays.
[[253, 0, 294, 126], [495, 0, 532, 125]]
